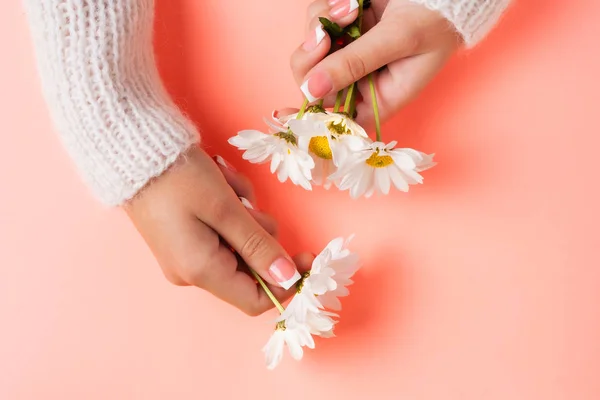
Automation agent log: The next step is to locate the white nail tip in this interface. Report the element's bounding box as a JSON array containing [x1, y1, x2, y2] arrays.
[[315, 25, 326, 46], [215, 155, 227, 168], [349, 0, 359, 12], [239, 197, 254, 210], [279, 270, 302, 290], [300, 80, 318, 103]]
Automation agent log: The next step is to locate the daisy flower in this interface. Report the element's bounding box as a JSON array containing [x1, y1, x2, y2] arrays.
[[262, 320, 314, 370], [287, 112, 370, 189], [330, 140, 436, 198], [228, 119, 315, 190]]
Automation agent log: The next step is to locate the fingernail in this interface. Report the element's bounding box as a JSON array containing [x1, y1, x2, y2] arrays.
[[300, 70, 333, 102], [239, 197, 257, 211], [302, 24, 326, 52], [330, 0, 359, 19], [215, 155, 236, 172], [269, 258, 301, 290], [328, 0, 344, 6]]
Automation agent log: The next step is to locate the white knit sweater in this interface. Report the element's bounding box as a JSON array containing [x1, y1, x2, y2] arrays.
[[23, 0, 509, 206], [410, 0, 512, 46]]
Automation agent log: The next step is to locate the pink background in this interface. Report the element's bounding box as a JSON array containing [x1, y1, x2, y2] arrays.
[[2, 0, 600, 399]]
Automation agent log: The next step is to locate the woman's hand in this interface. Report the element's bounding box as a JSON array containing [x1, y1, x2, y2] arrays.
[[124, 146, 311, 316], [291, 0, 462, 128]]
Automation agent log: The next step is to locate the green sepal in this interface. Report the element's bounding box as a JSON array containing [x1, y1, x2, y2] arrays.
[[318, 17, 344, 37], [346, 24, 361, 39]]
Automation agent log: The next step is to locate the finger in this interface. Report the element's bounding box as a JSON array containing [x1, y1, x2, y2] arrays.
[[213, 155, 255, 202], [299, 19, 419, 102], [354, 49, 453, 128], [241, 201, 279, 238], [306, 0, 359, 33], [291, 23, 331, 87], [200, 191, 301, 291], [293, 252, 316, 274], [196, 244, 279, 316], [292, 0, 360, 89], [210, 251, 315, 317]]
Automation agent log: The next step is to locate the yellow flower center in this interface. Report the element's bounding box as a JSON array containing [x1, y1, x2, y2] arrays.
[[308, 136, 333, 159], [366, 151, 394, 168]]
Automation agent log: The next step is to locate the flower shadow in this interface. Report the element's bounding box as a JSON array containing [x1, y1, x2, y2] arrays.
[[302, 248, 410, 365]]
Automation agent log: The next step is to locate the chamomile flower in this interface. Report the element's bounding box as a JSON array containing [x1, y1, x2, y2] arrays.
[[287, 112, 370, 189], [228, 120, 315, 190], [330, 140, 436, 198], [262, 320, 314, 370]]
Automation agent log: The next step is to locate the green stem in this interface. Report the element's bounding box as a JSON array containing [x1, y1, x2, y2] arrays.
[[368, 73, 381, 142], [296, 98, 309, 120], [344, 83, 355, 114], [318, 98, 324, 107], [358, 0, 365, 30], [249, 268, 285, 313], [333, 90, 344, 113]]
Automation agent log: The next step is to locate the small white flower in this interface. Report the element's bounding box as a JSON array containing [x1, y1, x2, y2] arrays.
[[228, 119, 315, 190], [262, 320, 314, 370], [330, 140, 436, 198], [262, 235, 360, 368], [287, 112, 369, 189]]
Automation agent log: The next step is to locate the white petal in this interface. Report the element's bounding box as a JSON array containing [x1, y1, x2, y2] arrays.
[[285, 334, 304, 361], [375, 168, 391, 195], [390, 151, 417, 170], [351, 166, 373, 199], [388, 165, 409, 192], [385, 140, 398, 149], [263, 331, 285, 370], [270, 152, 282, 173], [317, 292, 343, 311]]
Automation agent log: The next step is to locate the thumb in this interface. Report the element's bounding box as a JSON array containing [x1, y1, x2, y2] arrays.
[[300, 21, 417, 102]]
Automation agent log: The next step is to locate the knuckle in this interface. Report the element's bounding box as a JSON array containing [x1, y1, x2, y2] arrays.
[[343, 52, 367, 82], [179, 257, 210, 288], [210, 197, 235, 222], [240, 230, 271, 261]]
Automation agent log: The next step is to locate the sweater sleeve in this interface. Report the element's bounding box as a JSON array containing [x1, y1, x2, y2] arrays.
[[23, 0, 200, 206], [409, 0, 512, 46]]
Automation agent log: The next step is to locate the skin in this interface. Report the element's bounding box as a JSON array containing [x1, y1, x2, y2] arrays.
[[123, 0, 460, 317], [291, 0, 463, 129], [124, 146, 314, 316]]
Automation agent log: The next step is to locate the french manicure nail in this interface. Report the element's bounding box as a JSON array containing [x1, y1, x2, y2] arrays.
[[269, 258, 301, 290], [303, 24, 326, 52], [300, 70, 333, 102], [215, 155, 237, 172], [239, 197, 256, 210], [330, 0, 359, 19]]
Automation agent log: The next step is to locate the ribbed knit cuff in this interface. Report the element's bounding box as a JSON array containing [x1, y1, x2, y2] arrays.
[[24, 0, 200, 206], [409, 0, 511, 46]]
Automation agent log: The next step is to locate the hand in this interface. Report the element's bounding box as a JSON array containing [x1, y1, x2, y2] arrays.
[[291, 0, 462, 128], [124, 146, 312, 316]]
